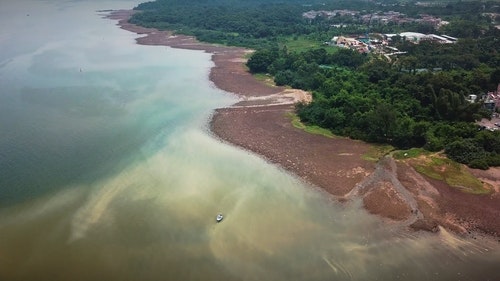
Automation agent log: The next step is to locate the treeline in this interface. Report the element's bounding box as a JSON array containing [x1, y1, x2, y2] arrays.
[[130, 0, 497, 48], [247, 36, 500, 169], [130, 0, 326, 48]]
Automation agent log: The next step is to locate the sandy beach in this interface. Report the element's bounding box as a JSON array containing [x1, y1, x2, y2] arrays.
[[108, 10, 500, 239]]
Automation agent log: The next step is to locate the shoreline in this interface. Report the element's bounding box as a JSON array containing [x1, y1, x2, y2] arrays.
[[108, 10, 500, 239]]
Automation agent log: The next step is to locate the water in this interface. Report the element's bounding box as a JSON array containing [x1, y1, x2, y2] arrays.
[[0, 1, 499, 280]]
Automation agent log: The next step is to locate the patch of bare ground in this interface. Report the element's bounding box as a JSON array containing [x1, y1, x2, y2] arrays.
[[108, 10, 500, 239], [468, 166, 500, 193], [211, 105, 375, 197], [362, 181, 412, 221], [396, 161, 500, 238]]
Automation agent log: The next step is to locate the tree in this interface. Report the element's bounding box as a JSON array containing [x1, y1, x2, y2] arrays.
[[246, 49, 277, 73], [445, 139, 487, 167], [440, 20, 483, 39], [366, 102, 397, 142]]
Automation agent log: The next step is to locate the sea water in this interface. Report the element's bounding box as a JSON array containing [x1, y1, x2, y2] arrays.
[[0, 1, 499, 280]]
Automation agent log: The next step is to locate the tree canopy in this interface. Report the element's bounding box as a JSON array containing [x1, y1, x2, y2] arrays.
[[130, 0, 500, 169]]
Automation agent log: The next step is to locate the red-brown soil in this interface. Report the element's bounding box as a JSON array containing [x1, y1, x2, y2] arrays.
[[108, 10, 500, 239]]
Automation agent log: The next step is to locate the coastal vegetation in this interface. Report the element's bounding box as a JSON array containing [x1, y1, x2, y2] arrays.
[[286, 112, 336, 138], [410, 153, 491, 194], [131, 0, 500, 169], [362, 144, 395, 162]]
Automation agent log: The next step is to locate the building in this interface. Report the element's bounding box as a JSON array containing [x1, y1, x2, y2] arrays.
[[399, 32, 427, 42], [331, 36, 369, 53], [484, 84, 500, 112], [428, 34, 454, 44], [385, 32, 457, 44]]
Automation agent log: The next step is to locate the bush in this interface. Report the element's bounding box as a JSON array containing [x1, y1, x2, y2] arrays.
[[246, 49, 277, 73], [468, 158, 489, 170], [274, 70, 293, 86], [424, 134, 445, 152], [486, 153, 500, 166], [445, 139, 486, 165]]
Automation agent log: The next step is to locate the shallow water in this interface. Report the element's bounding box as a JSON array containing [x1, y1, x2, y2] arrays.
[[1, 1, 499, 280]]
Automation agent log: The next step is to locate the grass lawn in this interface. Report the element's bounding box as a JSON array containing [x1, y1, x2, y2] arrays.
[[278, 36, 338, 53]]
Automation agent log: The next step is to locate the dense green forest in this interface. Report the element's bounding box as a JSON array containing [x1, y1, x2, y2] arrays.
[[247, 40, 500, 169], [131, 0, 326, 48], [131, 0, 500, 46], [131, 0, 500, 169]]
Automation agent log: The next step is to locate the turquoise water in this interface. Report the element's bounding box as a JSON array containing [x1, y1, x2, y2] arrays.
[[0, 0, 233, 203], [0, 1, 499, 280]]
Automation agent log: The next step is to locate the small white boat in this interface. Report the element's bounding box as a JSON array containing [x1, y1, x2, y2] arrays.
[[216, 213, 224, 223]]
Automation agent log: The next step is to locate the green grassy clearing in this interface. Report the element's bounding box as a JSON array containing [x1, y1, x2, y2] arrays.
[[287, 113, 336, 138], [278, 36, 338, 53], [253, 73, 276, 86], [412, 154, 491, 195], [393, 148, 429, 159], [362, 144, 394, 161]]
